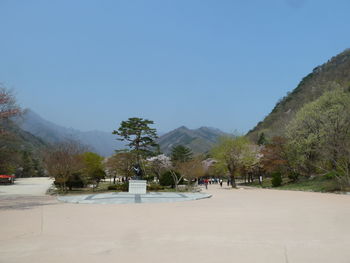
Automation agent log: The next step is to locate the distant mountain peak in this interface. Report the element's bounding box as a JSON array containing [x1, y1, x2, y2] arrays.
[[158, 125, 227, 155], [16, 109, 124, 156]]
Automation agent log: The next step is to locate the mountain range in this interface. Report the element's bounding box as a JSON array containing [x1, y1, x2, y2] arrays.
[[11, 49, 350, 157], [16, 110, 124, 156], [16, 110, 227, 156]]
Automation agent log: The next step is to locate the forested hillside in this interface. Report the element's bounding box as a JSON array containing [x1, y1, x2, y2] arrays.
[[248, 49, 350, 140], [0, 88, 47, 176]]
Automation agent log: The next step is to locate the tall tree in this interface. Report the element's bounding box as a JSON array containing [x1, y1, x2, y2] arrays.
[[211, 136, 250, 188], [0, 86, 22, 173], [82, 152, 105, 188], [257, 132, 267, 146], [147, 154, 171, 180], [105, 152, 136, 179], [44, 140, 86, 192], [286, 88, 350, 186], [170, 145, 193, 163], [113, 117, 158, 178], [177, 158, 205, 186], [21, 151, 35, 177], [261, 136, 289, 174]]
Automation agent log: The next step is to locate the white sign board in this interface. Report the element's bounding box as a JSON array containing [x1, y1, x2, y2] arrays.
[[129, 180, 147, 194]]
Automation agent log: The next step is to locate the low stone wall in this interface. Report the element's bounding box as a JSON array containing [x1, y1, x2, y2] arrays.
[[128, 180, 147, 194]]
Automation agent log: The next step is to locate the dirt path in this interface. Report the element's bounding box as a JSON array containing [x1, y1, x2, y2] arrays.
[[0, 177, 53, 196], [0, 177, 56, 211], [0, 185, 349, 263]]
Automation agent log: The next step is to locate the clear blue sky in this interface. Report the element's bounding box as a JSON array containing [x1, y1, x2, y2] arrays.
[[0, 0, 349, 134]]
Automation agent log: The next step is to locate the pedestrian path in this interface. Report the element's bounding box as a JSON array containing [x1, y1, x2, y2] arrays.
[[58, 192, 212, 204]]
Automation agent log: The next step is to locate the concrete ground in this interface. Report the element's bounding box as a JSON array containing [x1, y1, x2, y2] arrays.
[[0, 177, 53, 196], [58, 192, 212, 204], [1, 179, 350, 263]]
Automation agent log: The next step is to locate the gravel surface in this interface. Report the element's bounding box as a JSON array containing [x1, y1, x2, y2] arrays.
[[0, 184, 350, 263]]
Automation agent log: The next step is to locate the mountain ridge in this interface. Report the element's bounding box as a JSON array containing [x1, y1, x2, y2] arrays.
[[248, 48, 350, 140], [17, 110, 227, 156], [157, 125, 227, 155], [16, 110, 123, 156]]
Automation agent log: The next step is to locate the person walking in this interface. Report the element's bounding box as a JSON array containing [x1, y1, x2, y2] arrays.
[[219, 179, 223, 187], [204, 179, 208, 189]]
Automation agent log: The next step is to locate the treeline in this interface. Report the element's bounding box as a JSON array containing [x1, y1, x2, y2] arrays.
[[257, 88, 350, 189], [197, 88, 350, 191], [3, 84, 350, 192]]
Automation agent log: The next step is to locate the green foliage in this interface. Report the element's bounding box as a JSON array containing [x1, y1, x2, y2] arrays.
[[21, 151, 35, 177], [271, 172, 282, 187], [82, 152, 105, 185], [107, 182, 129, 191], [211, 136, 253, 187], [323, 171, 337, 180], [159, 171, 182, 187], [107, 184, 118, 190], [288, 172, 299, 182], [113, 117, 158, 158], [248, 49, 350, 139], [0, 122, 46, 175], [143, 174, 155, 182], [170, 145, 193, 163], [147, 183, 165, 191], [277, 176, 341, 192], [257, 132, 267, 145], [66, 173, 86, 189], [286, 89, 350, 181]]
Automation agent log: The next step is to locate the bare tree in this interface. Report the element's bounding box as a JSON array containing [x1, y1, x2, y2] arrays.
[[147, 154, 171, 181], [44, 140, 86, 192], [177, 158, 205, 187], [105, 152, 135, 182], [0, 86, 23, 173], [0, 85, 22, 135], [0, 86, 21, 120]]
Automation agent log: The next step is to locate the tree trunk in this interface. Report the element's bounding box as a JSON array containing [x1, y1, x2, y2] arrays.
[[230, 174, 236, 188]]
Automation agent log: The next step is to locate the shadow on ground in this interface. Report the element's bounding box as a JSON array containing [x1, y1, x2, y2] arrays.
[[0, 196, 58, 210]]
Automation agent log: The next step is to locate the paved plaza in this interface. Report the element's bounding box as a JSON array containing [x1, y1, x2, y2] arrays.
[[1, 178, 350, 263], [58, 192, 211, 204]]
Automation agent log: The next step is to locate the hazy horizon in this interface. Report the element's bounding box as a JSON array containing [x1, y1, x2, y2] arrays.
[[1, 0, 350, 133]]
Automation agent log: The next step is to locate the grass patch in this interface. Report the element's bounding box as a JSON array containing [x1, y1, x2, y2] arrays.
[[241, 175, 341, 193]]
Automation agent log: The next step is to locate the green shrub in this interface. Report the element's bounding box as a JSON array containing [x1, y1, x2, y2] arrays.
[[143, 174, 155, 182], [323, 171, 337, 180], [65, 173, 86, 190], [107, 182, 129, 191], [147, 183, 165, 191], [271, 172, 282, 187], [107, 184, 118, 190], [159, 171, 183, 187], [288, 172, 299, 182]]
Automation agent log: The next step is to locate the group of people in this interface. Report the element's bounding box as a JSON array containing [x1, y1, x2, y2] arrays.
[[199, 177, 229, 189]]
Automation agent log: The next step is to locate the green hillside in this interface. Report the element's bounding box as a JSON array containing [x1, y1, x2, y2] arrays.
[[248, 49, 350, 140]]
